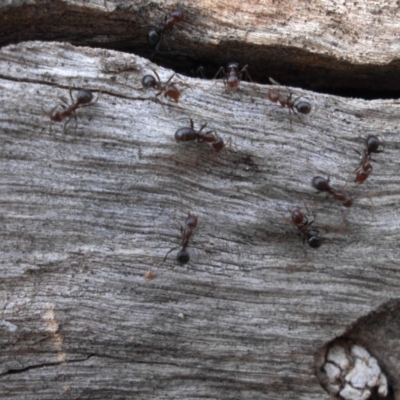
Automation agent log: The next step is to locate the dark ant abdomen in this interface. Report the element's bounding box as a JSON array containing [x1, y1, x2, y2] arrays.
[[175, 127, 198, 142]]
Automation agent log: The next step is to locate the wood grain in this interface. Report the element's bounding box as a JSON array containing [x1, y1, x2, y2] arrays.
[[0, 40, 399, 399], [1, 0, 400, 93]]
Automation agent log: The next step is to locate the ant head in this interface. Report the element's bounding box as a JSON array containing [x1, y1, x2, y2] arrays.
[[196, 66, 205, 78], [295, 101, 311, 115], [366, 135, 380, 153], [227, 61, 239, 71], [307, 234, 322, 249], [142, 75, 157, 89], [177, 250, 190, 264], [312, 176, 330, 192], [77, 90, 93, 105], [148, 28, 161, 47], [307, 230, 323, 249]]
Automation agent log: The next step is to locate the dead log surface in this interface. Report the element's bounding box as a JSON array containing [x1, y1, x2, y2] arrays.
[[1, 0, 400, 94], [0, 1, 400, 400]]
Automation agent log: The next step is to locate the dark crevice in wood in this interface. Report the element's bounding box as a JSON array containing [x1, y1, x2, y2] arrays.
[[0, 73, 165, 106], [1, 2, 400, 99], [0, 354, 96, 376]]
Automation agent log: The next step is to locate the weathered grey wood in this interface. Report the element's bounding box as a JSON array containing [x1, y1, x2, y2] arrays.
[[2, 0, 400, 63], [1, 0, 400, 93], [0, 41, 399, 399]]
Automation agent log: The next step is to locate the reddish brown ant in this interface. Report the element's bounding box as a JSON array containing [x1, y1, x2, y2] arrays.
[[148, 9, 184, 53], [312, 176, 353, 208], [142, 71, 182, 103], [163, 213, 198, 264], [355, 135, 382, 184], [175, 119, 225, 152], [214, 62, 253, 90], [43, 88, 97, 134], [268, 77, 311, 121], [290, 208, 322, 249]]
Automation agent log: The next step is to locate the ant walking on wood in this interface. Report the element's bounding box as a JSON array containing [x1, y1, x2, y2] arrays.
[[174, 119, 225, 152], [214, 62, 253, 90], [43, 88, 98, 134], [290, 207, 322, 249], [148, 9, 184, 53], [142, 71, 184, 103], [312, 176, 353, 208], [354, 135, 382, 184], [268, 77, 311, 123], [163, 213, 198, 264]]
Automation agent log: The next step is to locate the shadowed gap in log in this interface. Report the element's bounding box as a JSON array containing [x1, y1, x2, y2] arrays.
[[1, 0, 400, 98]]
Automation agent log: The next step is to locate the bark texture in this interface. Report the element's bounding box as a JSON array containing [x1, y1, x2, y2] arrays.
[[1, 0, 400, 94], [0, 1, 400, 400]]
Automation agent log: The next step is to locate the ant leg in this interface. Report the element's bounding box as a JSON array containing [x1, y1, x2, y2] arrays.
[[197, 66, 206, 78], [161, 246, 180, 265], [154, 33, 163, 53], [269, 77, 281, 86], [42, 105, 57, 135], [154, 91, 167, 115], [197, 122, 208, 137], [288, 108, 294, 129], [353, 148, 363, 157], [340, 174, 351, 191], [213, 67, 226, 80], [153, 69, 162, 84], [151, 70, 178, 90], [69, 87, 74, 104], [73, 111, 78, 136], [62, 110, 77, 135], [293, 110, 304, 125], [92, 88, 102, 104], [165, 73, 177, 85], [63, 116, 73, 135], [239, 65, 254, 83]]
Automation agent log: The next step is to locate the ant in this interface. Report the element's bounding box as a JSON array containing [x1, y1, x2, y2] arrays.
[[290, 208, 322, 249], [174, 119, 224, 152], [355, 135, 382, 184], [214, 62, 253, 90], [268, 77, 311, 121], [148, 9, 184, 53], [163, 213, 198, 264], [43, 88, 97, 134], [312, 176, 353, 208], [142, 71, 182, 103]]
